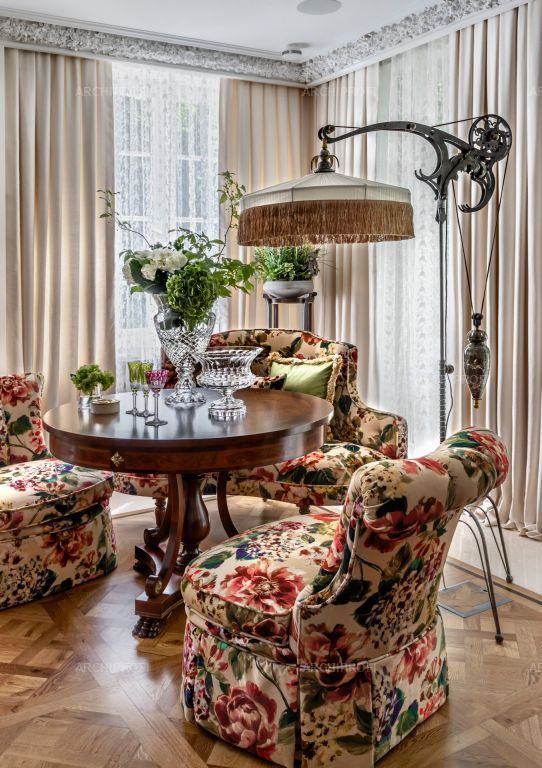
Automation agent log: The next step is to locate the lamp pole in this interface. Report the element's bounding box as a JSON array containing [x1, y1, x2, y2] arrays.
[[315, 115, 512, 442]]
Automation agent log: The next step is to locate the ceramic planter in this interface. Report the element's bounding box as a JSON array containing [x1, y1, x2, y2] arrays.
[[263, 279, 314, 299]]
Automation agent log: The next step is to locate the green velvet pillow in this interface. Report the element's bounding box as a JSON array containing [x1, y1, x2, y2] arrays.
[[268, 353, 342, 401]]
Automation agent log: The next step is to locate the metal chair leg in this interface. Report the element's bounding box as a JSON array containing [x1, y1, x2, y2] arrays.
[[484, 494, 513, 583], [460, 510, 504, 644], [466, 496, 513, 584]]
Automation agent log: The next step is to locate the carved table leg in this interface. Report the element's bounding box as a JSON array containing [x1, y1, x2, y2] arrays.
[[133, 473, 211, 638], [133, 473, 186, 638], [217, 471, 239, 537], [175, 474, 210, 573], [132, 614, 172, 639], [134, 496, 172, 575]]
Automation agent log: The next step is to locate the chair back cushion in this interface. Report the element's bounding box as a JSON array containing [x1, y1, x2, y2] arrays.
[[210, 329, 357, 441], [0, 374, 51, 464]]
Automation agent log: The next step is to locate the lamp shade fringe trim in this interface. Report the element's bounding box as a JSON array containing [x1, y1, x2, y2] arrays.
[[238, 199, 415, 246]]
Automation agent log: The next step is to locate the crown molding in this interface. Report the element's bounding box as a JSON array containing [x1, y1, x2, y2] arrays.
[[0, 6, 288, 61], [0, 0, 527, 87], [0, 15, 306, 84], [300, 0, 527, 85]]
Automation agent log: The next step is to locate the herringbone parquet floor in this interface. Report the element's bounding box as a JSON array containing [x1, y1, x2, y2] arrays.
[[1, 498, 541, 768]]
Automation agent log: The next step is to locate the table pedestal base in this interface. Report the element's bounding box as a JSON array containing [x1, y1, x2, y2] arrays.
[[132, 472, 209, 638]]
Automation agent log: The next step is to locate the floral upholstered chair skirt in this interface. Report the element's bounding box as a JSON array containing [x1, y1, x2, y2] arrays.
[[0, 458, 118, 610], [180, 428, 509, 767], [0, 372, 117, 610]]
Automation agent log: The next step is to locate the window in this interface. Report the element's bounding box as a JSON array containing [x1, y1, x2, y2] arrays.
[[112, 63, 219, 389]]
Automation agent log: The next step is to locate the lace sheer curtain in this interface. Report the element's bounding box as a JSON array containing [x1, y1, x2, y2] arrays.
[[372, 38, 449, 455], [112, 63, 219, 389], [311, 42, 448, 456]]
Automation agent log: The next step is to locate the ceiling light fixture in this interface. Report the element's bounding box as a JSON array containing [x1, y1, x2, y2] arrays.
[[297, 0, 342, 15], [282, 46, 303, 62], [282, 42, 309, 61]]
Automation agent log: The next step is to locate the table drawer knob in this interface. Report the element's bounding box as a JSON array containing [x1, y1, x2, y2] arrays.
[[110, 452, 125, 467]]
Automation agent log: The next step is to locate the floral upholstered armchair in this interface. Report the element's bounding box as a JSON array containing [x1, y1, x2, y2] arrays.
[[181, 427, 508, 767], [0, 373, 117, 610], [114, 329, 407, 513]]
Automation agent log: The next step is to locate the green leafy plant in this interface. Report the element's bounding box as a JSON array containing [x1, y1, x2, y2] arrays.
[[99, 171, 255, 328], [71, 364, 115, 396], [253, 246, 320, 281], [167, 263, 219, 329]]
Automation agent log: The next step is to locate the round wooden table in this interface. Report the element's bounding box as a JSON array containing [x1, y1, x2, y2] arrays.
[[43, 389, 332, 638]]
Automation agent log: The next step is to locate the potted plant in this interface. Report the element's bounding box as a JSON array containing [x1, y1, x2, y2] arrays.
[[100, 172, 256, 406], [253, 245, 320, 299], [71, 364, 115, 409]]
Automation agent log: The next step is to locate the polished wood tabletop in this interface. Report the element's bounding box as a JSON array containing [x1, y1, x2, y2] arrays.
[[43, 389, 333, 474]]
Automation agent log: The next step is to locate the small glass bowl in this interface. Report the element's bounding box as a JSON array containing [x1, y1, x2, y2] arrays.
[[198, 346, 263, 420]]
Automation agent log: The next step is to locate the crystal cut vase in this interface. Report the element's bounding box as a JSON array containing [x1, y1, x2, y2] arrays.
[[153, 295, 215, 406], [198, 346, 263, 420]]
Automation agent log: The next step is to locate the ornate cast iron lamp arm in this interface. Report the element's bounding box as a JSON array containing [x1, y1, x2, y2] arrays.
[[316, 116, 512, 215]]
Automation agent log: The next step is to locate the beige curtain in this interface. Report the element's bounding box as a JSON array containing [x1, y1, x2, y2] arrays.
[[311, 69, 380, 398], [4, 49, 115, 410], [447, 0, 542, 537], [219, 78, 312, 329]]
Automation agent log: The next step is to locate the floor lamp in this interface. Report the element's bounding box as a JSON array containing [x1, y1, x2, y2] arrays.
[[238, 115, 514, 642], [238, 114, 513, 443]]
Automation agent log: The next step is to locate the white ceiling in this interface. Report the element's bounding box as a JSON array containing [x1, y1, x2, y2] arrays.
[[0, 0, 433, 60]]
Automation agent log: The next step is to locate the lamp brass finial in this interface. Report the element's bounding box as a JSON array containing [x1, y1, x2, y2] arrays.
[[311, 140, 339, 173]]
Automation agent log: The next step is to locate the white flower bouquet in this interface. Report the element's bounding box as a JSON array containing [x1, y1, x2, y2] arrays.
[[121, 246, 189, 294], [101, 172, 256, 318]]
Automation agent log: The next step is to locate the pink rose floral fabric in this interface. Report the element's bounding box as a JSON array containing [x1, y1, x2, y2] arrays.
[[0, 373, 51, 463], [0, 372, 118, 610], [209, 330, 407, 457], [210, 329, 407, 509], [0, 506, 117, 610], [182, 511, 339, 647], [0, 408, 9, 466], [0, 459, 113, 532], [113, 471, 169, 499], [181, 428, 508, 767]]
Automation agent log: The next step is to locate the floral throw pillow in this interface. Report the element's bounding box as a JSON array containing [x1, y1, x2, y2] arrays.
[[0, 373, 50, 464], [0, 407, 9, 466], [250, 374, 287, 391]]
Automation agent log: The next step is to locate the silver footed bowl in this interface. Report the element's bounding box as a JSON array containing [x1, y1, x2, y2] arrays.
[[198, 346, 263, 420]]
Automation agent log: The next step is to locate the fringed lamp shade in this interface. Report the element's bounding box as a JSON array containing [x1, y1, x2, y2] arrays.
[[237, 172, 415, 247]]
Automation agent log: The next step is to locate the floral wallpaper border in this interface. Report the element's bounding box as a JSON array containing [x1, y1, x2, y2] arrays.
[[0, 0, 521, 86]]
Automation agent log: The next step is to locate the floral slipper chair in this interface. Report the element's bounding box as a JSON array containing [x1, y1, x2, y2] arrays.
[[114, 329, 407, 518], [0, 373, 117, 610], [180, 428, 508, 767]]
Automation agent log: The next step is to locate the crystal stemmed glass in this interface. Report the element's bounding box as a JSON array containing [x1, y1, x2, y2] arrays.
[[145, 369, 169, 427], [126, 360, 142, 415], [136, 361, 153, 417]]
